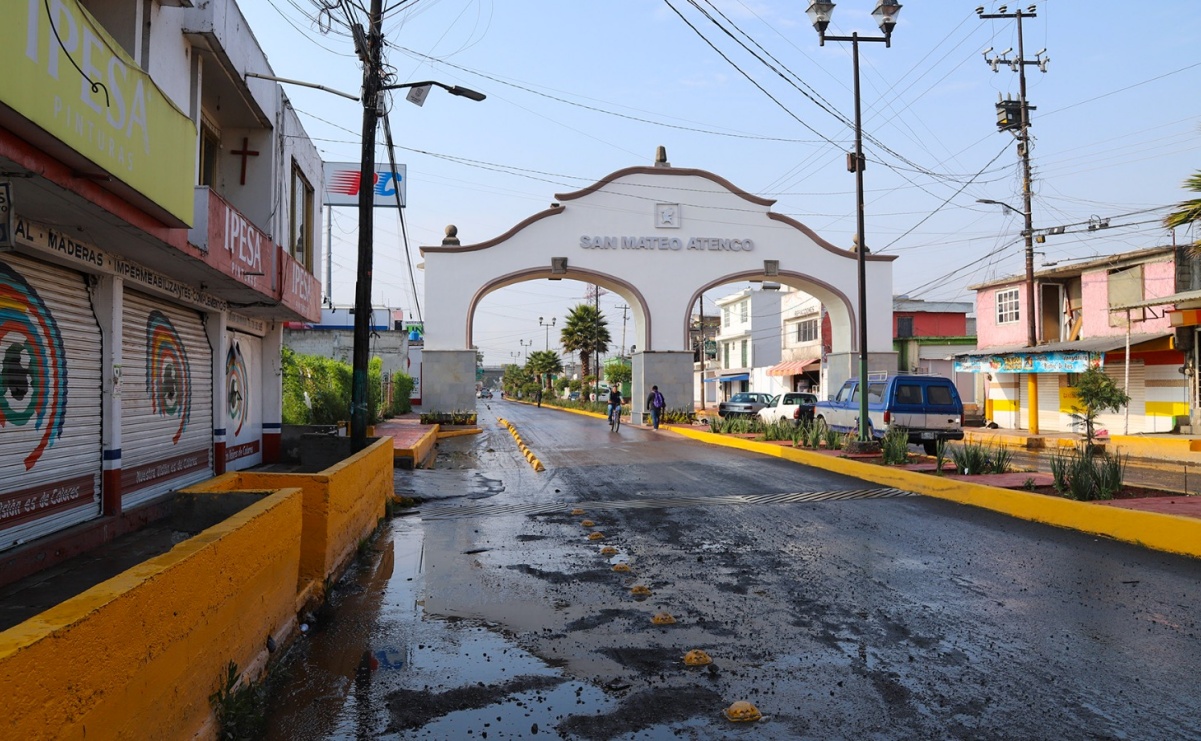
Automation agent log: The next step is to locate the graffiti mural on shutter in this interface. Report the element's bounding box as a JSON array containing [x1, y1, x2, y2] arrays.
[[121, 291, 213, 506], [224, 331, 262, 469], [0, 254, 102, 550]]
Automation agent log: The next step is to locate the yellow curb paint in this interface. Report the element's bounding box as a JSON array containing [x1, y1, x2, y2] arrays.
[[670, 426, 1201, 560], [436, 427, 482, 440]]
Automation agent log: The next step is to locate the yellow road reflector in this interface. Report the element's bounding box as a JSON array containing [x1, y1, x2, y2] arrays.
[[683, 649, 712, 666], [613, 563, 632, 573], [571, 508, 586, 516], [723, 701, 762, 722], [580, 520, 595, 528], [651, 612, 676, 625], [631, 584, 651, 595], [587, 532, 604, 541], [600, 546, 618, 555]]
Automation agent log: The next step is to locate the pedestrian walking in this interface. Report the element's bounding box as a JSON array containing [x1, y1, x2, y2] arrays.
[[646, 385, 665, 430]]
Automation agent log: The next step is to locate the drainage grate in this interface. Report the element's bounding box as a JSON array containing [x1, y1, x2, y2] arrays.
[[419, 487, 914, 520]]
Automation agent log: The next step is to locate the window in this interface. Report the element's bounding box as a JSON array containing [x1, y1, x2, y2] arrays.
[[723, 343, 730, 369], [290, 162, 314, 269], [722, 307, 730, 327], [740, 339, 748, 367], [927, 386, 953, 405], [796, 318, 819, 343], [996, 288, 1020, 324], [740, 301, 748, 322], [198, 120, 220, 187], [896, 316, 914, 338], [895, 384, 922, 405]]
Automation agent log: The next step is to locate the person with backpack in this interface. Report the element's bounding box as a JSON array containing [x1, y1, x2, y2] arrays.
[[646, 385, 666, 430]]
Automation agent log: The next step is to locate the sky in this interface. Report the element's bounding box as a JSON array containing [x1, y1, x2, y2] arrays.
[[239, 1, 1201, 367]]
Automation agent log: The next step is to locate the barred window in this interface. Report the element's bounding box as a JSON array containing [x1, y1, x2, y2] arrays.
[[796, 319, 819, 343], [996, 288, 1020, 324]]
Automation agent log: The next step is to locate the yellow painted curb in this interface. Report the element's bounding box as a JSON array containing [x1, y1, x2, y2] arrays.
[[436, 427, 483, 440], [670, 426, 1201, 560], [500, 421, 546, 473]]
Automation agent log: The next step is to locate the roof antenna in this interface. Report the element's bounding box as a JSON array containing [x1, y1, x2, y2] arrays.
[[654, 145, 670, 168]]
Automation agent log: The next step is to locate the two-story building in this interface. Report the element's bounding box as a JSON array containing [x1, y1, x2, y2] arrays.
[[765, 290, 826, 395], [707, 286, 784, 400], [955, 247, 1186, 435], [893, 297, 977, 413], [1, 0, 322, 554]]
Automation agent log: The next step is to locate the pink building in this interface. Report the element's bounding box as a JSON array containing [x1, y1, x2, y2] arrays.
[[957, 247, 1188, 435]]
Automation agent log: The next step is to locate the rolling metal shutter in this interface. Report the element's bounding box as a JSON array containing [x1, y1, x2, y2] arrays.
[[1038, 373, 1063, 432], [1097, 361, 1145, 436], [224, 331, 263, 470], [0, 254, 102, 550], [120, 290, 213, 507]]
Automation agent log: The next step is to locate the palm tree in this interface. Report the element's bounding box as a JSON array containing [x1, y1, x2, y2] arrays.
[[526, 350, 563, 389], [559, 303, 611, 380], [1166, 171, 1201, 251]]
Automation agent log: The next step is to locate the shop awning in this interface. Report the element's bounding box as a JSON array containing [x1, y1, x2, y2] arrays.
[[766, 358, 818, 376], [952, 332, 1172, 373], [705, 373, 749, 383]]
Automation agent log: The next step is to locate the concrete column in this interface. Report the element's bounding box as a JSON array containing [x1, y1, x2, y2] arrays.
[[261, 322, 285, 463], [421, 349, 478, 411], [95, 276, 123, 515], [631, 351, 694, 426], [206, 312, 228, 473]]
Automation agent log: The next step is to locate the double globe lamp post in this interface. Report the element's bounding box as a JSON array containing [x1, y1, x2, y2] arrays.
[[805, 1, 901, 445]]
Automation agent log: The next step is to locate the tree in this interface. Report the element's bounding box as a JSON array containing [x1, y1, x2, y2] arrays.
[[526, 350, 563, 388], [559, 303, 611, 380], [501, 363, 532, 398], [1069, 365, 1131, 451], [605, 361, 632, 389], [1165, 171, 1201, 251]]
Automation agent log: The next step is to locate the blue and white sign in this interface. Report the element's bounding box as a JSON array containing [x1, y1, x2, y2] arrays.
[[322, 162, 406, 208]]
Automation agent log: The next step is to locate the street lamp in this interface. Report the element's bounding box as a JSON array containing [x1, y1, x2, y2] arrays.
[[520, 339, 532, 360], [539, 316, 556, 350], [807, 1, 901, 445], [349, 0, 485, 451]]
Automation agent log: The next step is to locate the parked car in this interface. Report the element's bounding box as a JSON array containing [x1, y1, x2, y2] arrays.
[[814, 375, 964, 454], [756, 392, 818, 425], [718, 392, 774, 418]]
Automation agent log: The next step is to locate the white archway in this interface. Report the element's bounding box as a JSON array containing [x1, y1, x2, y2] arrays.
[[421, 161, 896, 416]]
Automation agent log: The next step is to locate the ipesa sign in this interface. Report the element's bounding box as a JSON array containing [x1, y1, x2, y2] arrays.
[[322, 162, 406, 208]]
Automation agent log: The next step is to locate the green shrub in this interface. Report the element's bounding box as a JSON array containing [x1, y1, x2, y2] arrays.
[[822, 423, 841, 450], [1050, 447, 1127, 501], [951, 440, 990, 475], [389, 371, 415, 416], [934, 439, 948, 473], [210, 662, 265, 740], [761, 419, 792, 442], [881, 425, 910, 465], [988, 444, 1013, 474]]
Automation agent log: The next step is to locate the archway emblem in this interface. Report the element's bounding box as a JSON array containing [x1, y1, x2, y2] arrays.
[[0, 260, 67, 470], [146, 310, 191, 444]]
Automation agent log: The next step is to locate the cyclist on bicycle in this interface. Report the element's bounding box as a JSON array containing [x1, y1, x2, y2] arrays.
[[607, 386, 623, 425]]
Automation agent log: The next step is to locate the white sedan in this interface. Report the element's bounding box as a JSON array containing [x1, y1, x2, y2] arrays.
[[756, 392, 818, 425]]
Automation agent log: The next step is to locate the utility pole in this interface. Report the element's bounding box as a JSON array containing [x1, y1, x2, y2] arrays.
[[698, 296, 706, 411], [980, 4, 1049, 433], [618, 304, 629, 357], [350, 0, 383, 451]]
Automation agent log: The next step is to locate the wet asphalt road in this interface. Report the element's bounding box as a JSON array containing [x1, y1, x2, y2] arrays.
[[265, 401, 1201, 740]]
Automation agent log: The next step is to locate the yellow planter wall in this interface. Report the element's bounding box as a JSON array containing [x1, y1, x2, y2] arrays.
[[0, 488, 304, 740]]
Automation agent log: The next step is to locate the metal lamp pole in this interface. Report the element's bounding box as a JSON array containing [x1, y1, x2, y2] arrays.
[[350, 0, 484, 451], [807, 1, 901, 444], [539, 316, 556, 350]]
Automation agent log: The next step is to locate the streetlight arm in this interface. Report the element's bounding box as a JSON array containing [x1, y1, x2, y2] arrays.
[[380, 80, 486, 101], [244, 72, 360, 101], [977, 198, 1027, 217]]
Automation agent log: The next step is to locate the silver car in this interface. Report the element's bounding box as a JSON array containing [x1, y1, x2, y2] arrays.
[[718, 392, 774, 418]]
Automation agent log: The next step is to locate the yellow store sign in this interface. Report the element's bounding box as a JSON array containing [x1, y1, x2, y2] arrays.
[[2, 0, 195, 225]]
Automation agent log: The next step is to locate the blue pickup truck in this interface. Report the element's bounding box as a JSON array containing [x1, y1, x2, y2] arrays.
[[814, 375, 964, 454]]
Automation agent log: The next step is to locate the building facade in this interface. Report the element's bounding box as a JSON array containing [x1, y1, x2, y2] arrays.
[[708, 286, 784, 400], [1, 0, 322, 553], [892, 298, 977, 412], [956, 247, 1186, 435]]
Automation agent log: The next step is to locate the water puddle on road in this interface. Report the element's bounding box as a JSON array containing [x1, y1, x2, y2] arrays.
[[265, 519, 613, 739]]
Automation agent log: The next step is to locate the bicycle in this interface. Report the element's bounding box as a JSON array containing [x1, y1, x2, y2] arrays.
[[608, 404, 622, 432]]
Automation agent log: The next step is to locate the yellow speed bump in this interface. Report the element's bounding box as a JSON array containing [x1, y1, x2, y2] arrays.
[[571, 508, 586, 516], [587, 532, 605, 541], [612, 563, 632, 573], [723, 701, 762, 723], [580, 519, 595, 528], [683, 649, 712, 666], [631, 584, 651, 596], [651, 612, 676, 625], [600, 546, 618, 556]]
